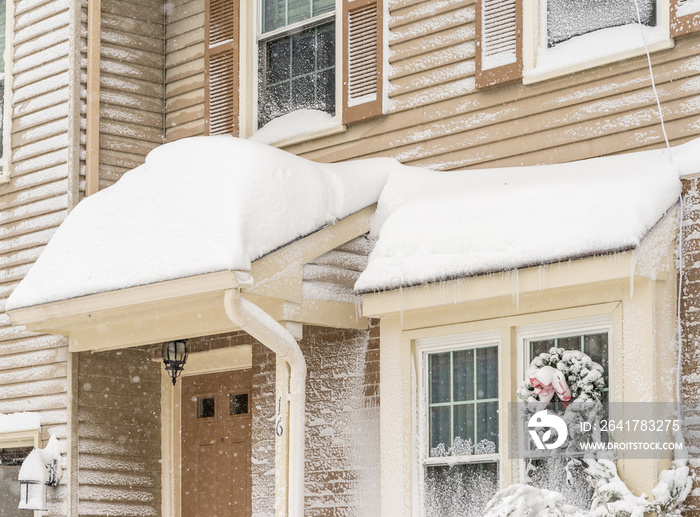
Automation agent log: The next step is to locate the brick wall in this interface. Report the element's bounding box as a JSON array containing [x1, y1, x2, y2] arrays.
[[681, 178, 700, 514]]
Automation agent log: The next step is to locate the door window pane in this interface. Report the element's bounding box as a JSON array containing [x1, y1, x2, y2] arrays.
[[198, 397, 216, 418], [231, 393, 249, 415]]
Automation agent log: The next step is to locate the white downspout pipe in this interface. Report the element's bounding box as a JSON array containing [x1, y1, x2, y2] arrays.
[[223, 289, 306, 517]]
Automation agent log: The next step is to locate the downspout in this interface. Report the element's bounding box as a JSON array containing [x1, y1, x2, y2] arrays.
[[223, 288, 306, 517]]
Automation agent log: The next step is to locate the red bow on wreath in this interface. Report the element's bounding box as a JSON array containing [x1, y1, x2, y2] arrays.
[[528, 365, 572, 410]]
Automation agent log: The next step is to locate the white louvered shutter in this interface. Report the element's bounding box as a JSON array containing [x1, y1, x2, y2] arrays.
[[475, 0, 522, 89], [205, 0, 239, 135], [671, 0, 700, 37], [343, 0, 383, 123]]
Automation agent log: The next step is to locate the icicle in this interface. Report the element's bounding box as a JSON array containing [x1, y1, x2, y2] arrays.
[[629, 251, 637, 299]]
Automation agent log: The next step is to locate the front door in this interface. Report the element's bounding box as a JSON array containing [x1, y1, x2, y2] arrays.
[[181, 370, 252, 517]]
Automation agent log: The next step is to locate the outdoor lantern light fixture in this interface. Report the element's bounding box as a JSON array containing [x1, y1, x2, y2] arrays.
[[162, 339, 189, 385], [18, 436, 62, 512]]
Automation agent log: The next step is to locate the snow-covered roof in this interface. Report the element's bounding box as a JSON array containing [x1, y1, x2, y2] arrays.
[[7, 135, 700, 310], [354, 140, 700, 293], [6, 136, 397, 311]]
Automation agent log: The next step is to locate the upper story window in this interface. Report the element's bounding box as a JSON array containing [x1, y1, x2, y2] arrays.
[[419, 333, 500, 515], [547, 0, 655, 47], [475, 0, 676, 88], [257, 0, 336, 128], [204, 0, 384, 142]]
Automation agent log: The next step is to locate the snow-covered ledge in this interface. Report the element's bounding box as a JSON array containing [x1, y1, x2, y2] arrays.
[[0, 412, 41, 448]]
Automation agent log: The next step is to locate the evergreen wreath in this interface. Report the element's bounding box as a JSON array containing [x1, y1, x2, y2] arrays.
[[517, 347, 606, 406]]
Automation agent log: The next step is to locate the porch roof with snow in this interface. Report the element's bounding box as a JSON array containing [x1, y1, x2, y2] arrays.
[[6, 136, 699, 350]]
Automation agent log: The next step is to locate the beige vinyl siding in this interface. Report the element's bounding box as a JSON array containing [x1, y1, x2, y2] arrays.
[[161, 0, 700, 172], [0, 0, 80, 515], [165, 0, 205, 142], [98, 0, 164, 189], [76, 348, 161, 517]]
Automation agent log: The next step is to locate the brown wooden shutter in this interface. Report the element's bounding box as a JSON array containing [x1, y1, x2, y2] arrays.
[[671, 0, 700, 37], [475, 0, 522, 89], [342, 0, 383, 124], [205, 0, 240, 135]]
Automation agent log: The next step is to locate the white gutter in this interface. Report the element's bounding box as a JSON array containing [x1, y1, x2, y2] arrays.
[[223, 288, 306, 517]]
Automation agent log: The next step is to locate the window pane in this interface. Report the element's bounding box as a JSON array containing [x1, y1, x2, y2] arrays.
[[231, 393, 249, 415], [452, 349, 474, 402], [258, 21, 335, 127], [288, 0, 312, 26], [317, 24, 335, 70], [266, 38, 291, 84], [291, 31, 316, 76], [556, 335, 580, 350], [547, 0, 655, 47], [476, 347, 498, 400], [530, 339, 554, 359], [313, 0, 334, 16], [262, 0, 287, 32], [430, 352, 451, 404], [429, 406, 451, 456], [316, 68, 335, 113], [424, 463, 498, 517], [198, 397, 215, 418], [476, 401, 499, 453], [0, 465, 21, 517], [453, 403, 474, 453], [584, 333, 608, 383]]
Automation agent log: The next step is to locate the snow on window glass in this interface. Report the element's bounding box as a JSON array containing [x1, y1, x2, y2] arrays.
[[547, 0, 655, 47], [424, 463, 498, 516], [258, 21, 335, 128]]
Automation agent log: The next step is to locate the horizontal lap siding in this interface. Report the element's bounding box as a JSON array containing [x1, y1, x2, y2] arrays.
[[98, 0, 164, 189], [281, 0, 700, 171], [77, 348, 161, 517], [160, 0, 700, 169], [1, 0, 75, 516], [165, 0, 205, 142]]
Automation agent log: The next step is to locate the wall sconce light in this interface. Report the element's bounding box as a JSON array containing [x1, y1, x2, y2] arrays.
[[18, 435, 62, 512], [162, 339, 188, 386]]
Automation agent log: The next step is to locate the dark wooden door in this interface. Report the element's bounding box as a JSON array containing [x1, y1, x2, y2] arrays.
[[181, 370, 252, 517]]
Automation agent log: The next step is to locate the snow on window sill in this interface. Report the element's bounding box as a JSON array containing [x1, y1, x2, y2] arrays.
[[523, 25, 673, 85], [249, 109, 346, 148]]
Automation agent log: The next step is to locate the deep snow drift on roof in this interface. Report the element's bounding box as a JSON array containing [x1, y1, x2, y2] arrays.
[[7, 136, 397, 310], [354, 141, 700, 293]]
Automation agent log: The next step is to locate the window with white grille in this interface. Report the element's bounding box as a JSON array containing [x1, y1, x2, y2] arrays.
[[257, 0, 336, 128]]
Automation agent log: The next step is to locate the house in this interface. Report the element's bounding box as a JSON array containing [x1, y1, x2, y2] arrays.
[[0, 0, 700, 515]]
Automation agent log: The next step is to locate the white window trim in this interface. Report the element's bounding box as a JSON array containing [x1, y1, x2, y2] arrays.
[[239, 0, 345, 145], [415, 330, 503, 516], [522, 0, 674, 84]]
